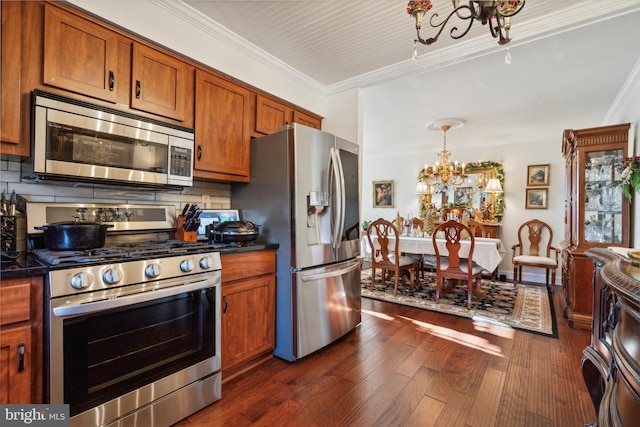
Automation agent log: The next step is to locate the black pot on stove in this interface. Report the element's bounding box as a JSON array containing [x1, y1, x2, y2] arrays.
[[207, 221, 260, 243], [35, 221, 114, 251]]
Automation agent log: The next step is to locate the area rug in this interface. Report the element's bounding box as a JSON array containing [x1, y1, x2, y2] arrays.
[[361, 268, 558, 337]]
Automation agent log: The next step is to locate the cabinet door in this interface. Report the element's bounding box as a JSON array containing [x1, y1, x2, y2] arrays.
[[130, 43, 190, 121], [1, 1, 22, 146], [255, 94, 292, 135], [195, 70, 251, 182], [580, 144, 629, 248], [221, 275, 276, 370], [0, 325, 31, 403], [293, 110, 322, 129], [43, 4, 118, 103]]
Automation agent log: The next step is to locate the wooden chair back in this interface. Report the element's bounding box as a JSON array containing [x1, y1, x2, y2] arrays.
[[514, 219, 554, 257], [512, 219, 560, 288], [366, 218, 418, 296], [432, 220, 483, 308], [411, 217, 424, 230], [468, 219, 487, 237]]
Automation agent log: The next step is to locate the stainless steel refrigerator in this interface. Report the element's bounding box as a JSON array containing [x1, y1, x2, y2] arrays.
[[232, 124, 361, 361]]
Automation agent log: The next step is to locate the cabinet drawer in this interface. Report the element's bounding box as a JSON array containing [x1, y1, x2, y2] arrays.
[[0, 284, 31, 326], [221, 250, 275, 283]]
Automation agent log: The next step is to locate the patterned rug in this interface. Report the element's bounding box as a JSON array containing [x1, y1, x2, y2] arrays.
[[361, 268, 558, 337]]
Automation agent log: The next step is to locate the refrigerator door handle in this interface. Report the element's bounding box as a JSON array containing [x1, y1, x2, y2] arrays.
[[300, 260, 360, 282], [334, 146, 346, 246], [328, 147, 342, 248]]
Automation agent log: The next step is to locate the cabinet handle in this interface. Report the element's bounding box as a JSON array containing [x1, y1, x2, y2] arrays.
[[109, 70, 115, 91], [135, 80, 141, 99], [197, 145, 202, 161], [17, 343, 25, 372], [608, 301, 621, 329], [223, 295, 228, 313]]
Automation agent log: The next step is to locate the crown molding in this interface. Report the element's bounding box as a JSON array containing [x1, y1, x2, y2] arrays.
[[150, 0, 326, 94]]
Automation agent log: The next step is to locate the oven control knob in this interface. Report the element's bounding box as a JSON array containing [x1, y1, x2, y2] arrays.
[[70, 272, 93, 290], [145, 263, 161, 278], [199, 256, 213, 270], [103, 268, 123, 285], [180, 258, 194, 272]]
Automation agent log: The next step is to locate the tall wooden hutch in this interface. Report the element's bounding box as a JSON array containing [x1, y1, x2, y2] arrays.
[[561, 123, 632, 330]]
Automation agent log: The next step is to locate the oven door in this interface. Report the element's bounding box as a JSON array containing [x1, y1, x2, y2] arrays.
[[46, 273, 221, 424]]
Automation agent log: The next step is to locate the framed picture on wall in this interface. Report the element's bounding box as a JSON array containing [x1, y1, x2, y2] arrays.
[[373, 180, 394, 208], [526, 188, 548, 209], [453, 187, 471, 205], [527, 164, 550, 186]]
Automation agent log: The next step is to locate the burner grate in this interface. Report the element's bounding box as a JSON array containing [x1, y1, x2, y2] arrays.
[[32, 240, 223, 266]]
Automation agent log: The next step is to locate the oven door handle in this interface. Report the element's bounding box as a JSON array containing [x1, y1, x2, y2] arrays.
[[52, 277, 219, 318]]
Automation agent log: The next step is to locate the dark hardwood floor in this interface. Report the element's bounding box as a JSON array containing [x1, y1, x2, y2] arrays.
[[175, 288, 597, 427]]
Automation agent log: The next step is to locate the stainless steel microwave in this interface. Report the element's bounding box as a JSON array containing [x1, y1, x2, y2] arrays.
[[31, 91, 194, 188]]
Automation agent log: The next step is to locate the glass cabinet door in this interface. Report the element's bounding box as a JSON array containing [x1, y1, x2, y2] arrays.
[[583, 148, 624, 244]]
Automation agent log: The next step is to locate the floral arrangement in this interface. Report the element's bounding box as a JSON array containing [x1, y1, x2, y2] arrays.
[[621, 156, 640, 201], [407, 0, 432, 15]]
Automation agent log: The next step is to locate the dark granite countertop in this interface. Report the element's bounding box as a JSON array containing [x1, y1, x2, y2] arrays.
[[214, 241, 279, 254], [0, 242, 279, 279], [0, 254, 48, 279]]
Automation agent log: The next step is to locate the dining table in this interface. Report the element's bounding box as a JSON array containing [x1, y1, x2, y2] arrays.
[[365, 234, 506, 273]]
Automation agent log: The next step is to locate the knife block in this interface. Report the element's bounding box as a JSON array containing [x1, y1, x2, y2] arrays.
[[176, 217, 197, 242]]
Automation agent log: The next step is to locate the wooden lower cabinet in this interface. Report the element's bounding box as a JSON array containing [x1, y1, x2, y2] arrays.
[[0, 276, 43, 404], [220, 250, 276, 379], [583, 249, 640, 427], [562, 248, 595, 330]]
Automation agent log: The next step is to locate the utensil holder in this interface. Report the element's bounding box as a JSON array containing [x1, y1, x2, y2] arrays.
[[176, 217, 197, 242]]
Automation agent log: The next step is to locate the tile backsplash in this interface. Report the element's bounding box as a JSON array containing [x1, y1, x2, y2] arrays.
[[1, 157, 231, 214]]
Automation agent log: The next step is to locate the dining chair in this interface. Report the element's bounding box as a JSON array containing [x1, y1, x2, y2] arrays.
[[410, 217, 435, 277], [366, 218, 419, 296], [512, 219, 560, 290], [468, 219, 497, 280], [468, 219, 487, 237], [432, 220, 483, 309]]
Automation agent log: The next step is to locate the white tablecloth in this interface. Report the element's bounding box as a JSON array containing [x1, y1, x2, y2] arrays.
[[366, 235, 505, 272]]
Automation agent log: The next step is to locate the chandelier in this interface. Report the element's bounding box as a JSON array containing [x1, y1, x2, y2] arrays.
[[421, 123, 466, 192], [407, 1, 525, 59]]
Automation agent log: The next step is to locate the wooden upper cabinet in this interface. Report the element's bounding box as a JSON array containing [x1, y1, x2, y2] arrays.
[[130, 43, 191, 121], [194, 70, 251, 182], [255, 94, 293, 135], [1, 2, 23, 147], [43, 3, 118, 103], [255, 94, 322, 135], [293, 110, 322, 130]]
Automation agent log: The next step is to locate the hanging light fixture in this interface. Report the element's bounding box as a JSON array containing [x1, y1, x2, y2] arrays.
[[407, 1, 526, 60], [421, 120, 467, 193]]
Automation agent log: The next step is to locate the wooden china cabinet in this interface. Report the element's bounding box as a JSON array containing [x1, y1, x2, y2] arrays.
[[561, 123, 632, 330]]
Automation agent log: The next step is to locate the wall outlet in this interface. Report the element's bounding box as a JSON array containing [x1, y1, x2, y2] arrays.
[[201, 194, 210, 208]]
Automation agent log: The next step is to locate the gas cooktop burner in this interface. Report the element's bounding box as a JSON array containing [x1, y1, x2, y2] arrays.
[[32, 240, 233, 266]]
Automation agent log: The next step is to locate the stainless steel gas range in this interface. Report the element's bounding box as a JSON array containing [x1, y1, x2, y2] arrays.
[[26, 202, 222, 427]]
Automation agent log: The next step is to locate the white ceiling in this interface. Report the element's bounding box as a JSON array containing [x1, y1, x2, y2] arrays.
[[157, 0, 640, 151]]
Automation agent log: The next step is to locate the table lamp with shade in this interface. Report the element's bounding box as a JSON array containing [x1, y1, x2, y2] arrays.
[[483, 178, 503, 222]]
